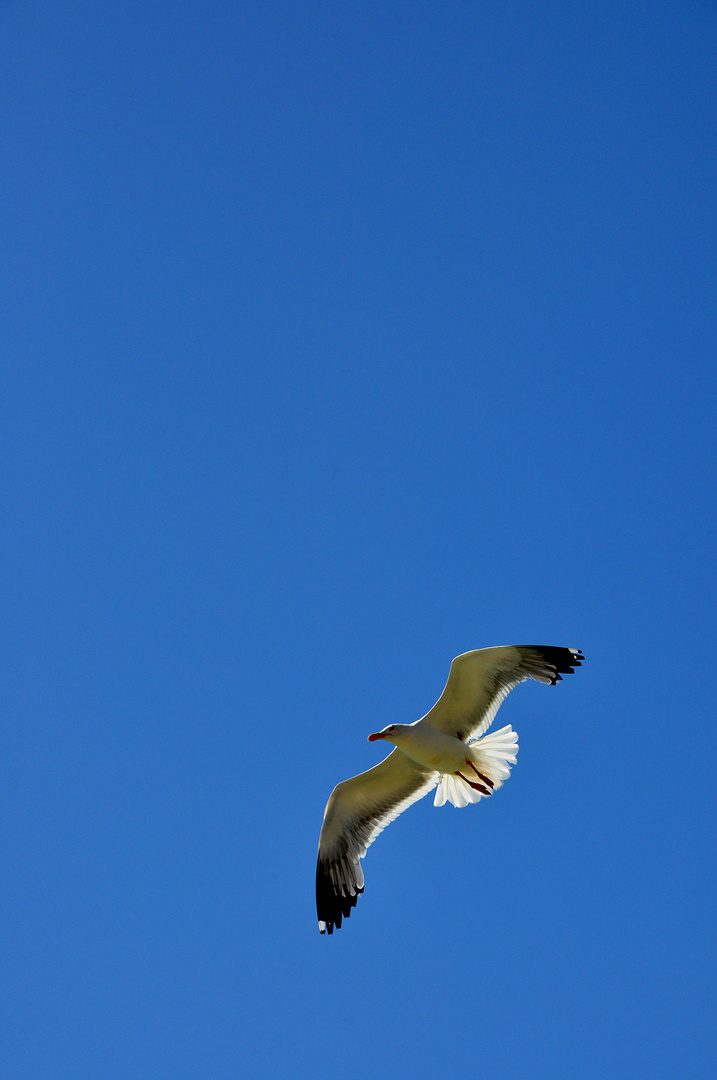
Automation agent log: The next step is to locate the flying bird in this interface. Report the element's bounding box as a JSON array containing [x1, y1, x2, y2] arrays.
[[316, 644, 583, 934]]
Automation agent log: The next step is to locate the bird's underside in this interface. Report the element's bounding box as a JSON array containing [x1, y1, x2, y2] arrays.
[[316, 644, 584, 934]]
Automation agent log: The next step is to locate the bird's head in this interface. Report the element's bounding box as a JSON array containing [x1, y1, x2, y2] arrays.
[[367, 723, 405, 745]]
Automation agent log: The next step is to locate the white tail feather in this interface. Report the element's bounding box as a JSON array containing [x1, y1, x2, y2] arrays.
[[433, 725, 519, 808]]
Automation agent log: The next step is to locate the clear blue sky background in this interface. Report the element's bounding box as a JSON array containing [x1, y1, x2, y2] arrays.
[[3, 2, 716, 1077]]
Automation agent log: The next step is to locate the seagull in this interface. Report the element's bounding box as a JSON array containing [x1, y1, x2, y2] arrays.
[[316, 644, 583, 934]]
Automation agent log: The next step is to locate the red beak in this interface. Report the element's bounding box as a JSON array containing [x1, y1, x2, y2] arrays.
[[367, 732, 385, 741]]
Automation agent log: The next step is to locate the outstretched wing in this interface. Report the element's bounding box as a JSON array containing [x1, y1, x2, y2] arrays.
[[316, 749, 438, 934], [422, 645, 584, 742]]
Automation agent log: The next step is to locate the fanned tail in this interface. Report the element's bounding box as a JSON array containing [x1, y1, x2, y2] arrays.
[[434, 725, 519, 808]]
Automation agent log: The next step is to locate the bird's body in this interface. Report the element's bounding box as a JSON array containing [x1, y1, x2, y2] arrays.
[[316, 644, 584, 934], [374, 722, 469, 772]]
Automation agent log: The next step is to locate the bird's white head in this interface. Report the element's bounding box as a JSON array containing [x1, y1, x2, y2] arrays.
[[367, 723, 408, 745]]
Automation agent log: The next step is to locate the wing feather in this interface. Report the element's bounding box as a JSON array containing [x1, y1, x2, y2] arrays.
[[422, 645, 584, 742], [316, 749, 437, 934]]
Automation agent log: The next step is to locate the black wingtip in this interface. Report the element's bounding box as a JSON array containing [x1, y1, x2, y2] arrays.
[[316, 859, 363, 936], [548, 643, 583, 678], [535, 646, 584, 682]]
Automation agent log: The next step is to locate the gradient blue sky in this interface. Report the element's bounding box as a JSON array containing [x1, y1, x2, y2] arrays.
[[3, 2, 716, 1077]]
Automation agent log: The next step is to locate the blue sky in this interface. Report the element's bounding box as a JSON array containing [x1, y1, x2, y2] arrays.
[[2, 1, 716, 1077]]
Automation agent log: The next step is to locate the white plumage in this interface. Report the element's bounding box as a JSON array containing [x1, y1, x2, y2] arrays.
[[316, 644, 583, 934]]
